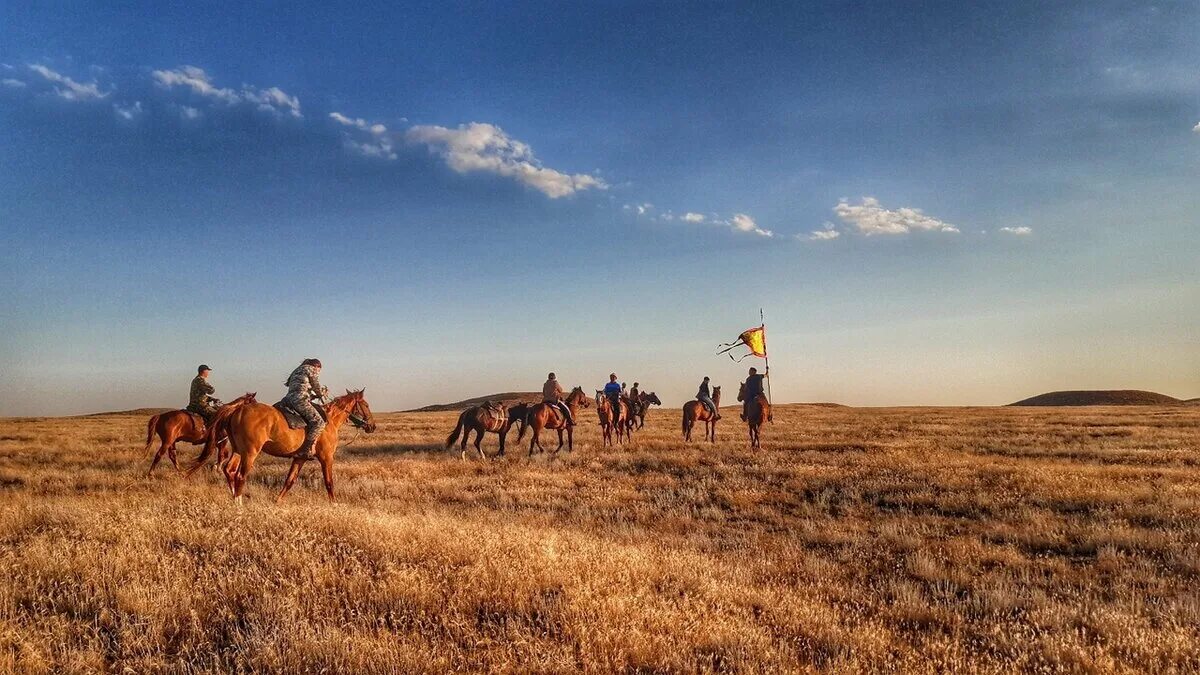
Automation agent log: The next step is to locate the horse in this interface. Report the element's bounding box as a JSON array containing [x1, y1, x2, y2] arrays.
[[682, 385, 721, 442], [204, 389, 376, 502], [519, 387, 589, 456], [143, 395, 251, 475], [738, 381, 770, 449], [446, 402, 525, 460], [595, 392, 620, 446], [630, 391, 662, 431]]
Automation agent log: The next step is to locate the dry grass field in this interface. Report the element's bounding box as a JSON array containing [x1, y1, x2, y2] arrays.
[[1, 403, 1198, 673]]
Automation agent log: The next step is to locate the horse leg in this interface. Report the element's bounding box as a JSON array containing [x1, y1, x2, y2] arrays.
[[475, 429, 486, 460], [529, 425, 538, 457], [277, 459, 305, 503], [232, 450, 257, 502], [319, 456, 335, 502], [567, 426, 573, 452], [223, 454, 240, 495], [554, 428, 564, 453], [167, 442, 180, 471], [497, 426, 507, 457], [148, 434, 170, 476]]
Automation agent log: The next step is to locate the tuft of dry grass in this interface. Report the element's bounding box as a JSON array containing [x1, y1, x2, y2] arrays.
[[0, 404, 1198, 672]]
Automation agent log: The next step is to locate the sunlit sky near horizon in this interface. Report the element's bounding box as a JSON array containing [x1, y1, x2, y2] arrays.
[[1, 1, 1197, 416]]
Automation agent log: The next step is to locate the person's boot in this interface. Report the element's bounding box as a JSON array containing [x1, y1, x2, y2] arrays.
[[294, 431, 318, 459]]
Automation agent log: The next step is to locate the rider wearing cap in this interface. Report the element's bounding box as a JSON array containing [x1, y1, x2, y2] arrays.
[[741, 366, 768, 421], [186, 364, 221, 423], [603, 373, 622, 423], [542, 372, 575, 427], [696, 376, 720, 420]]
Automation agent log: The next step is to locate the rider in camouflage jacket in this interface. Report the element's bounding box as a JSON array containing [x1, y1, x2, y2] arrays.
[[186, 365, 221, 423], [286, 358, 328, 459]]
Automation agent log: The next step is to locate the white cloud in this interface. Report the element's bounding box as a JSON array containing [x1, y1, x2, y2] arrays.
[[152, 66, 238, 102], [2, 78, 25, 88], [405, 122, 606, 198], [682, 212, 705, 223], [28, 64, 109, 101], [833, 197, 959, 235], [727, 213, 773, 237], [330, 111, 395, 159], [113, 101, 142, 120], [152, 66, 301, 117], [999, 226, 1032, 235], [243, 86, 301, 118], [806, 223, 841, 241], [180, 105, 202, 120], [1193, 121, 1200, 133]]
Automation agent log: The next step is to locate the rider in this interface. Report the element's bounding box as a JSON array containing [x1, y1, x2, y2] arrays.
[[629, 382, 640, 401], [696, 376, 720, 421], [604, 374, 623, 422], [741, 366, 768, 421], [286, 358, 329, 459], [186, 364, 221, 423], [542, 372, 575, 427]]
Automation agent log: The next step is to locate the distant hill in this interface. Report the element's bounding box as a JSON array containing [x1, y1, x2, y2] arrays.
[[1009, 390, 1181, 407], [80, 407, 173, 417], [406, 392, 543, 413]]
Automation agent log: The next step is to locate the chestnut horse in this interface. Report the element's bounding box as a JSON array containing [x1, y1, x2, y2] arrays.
[[446, 402, 528, 460], [738, 381, 770, 449], [595, 392, 620, 446], [519, 387, 589, 456], [209, 390, 376, 502], [143, 395, 252, 475], [682, 386, 721, 442]]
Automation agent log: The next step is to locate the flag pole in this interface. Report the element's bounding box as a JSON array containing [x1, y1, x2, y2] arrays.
[[761, 308, 773, 422]]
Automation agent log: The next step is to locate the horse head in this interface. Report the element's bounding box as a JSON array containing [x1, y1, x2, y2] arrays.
[[568, 386, 590, 408], [736, 381, 746, 402], [645, 392, 662, 406], [343, 388, 378, 433]]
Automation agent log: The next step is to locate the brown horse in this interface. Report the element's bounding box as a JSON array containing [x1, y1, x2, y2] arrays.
[[595, 392, 620, 446], [738, 382, 770, 449], [682, 386, 721, 442], [519, 387, 589, 456], [210, 390, 376, 502], [143, 395, 252, 475], [446, 402, 525, 460]]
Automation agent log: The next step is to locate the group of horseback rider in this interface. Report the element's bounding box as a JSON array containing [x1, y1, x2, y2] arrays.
[[187, 358, 330, 460], [189, 362, 768, 445]]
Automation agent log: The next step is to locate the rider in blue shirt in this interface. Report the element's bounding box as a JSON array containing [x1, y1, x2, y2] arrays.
[[603, 374, 622, 422]]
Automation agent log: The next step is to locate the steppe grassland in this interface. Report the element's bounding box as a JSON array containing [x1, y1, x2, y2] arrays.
[[1, 403, 1198, 672]]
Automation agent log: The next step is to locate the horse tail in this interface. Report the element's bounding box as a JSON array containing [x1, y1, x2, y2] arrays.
[[144, 413, 161, 453], [187, 394, 251, 475], [517, 407, 533, 441], [446, 411, 467, 448]]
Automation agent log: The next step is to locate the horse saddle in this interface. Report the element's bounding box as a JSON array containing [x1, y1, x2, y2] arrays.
[[274, 399, 328, 430], [480, 401, 508, 431], [185, 411, 207, 428]]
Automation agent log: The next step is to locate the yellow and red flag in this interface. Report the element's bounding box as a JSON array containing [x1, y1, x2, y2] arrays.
[[717, 325, 767, 361]]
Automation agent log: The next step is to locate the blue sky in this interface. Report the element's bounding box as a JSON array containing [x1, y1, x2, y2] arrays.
[[1, 1, 1197, 415]]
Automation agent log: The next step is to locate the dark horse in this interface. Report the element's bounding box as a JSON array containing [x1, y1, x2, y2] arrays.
[[519, 387, 589, 456], [738, 381, 770, 449], [446, 401, 530, 460], [629, 391, 662, 431], [143, 396, 253, 475]]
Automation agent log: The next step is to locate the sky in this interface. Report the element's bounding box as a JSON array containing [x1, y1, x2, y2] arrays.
[[1, 1, 1197, 415]]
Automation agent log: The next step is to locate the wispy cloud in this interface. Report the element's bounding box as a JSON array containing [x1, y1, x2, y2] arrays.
[[2, 78, 26, 89], [1193, 121, 1200, 133], [999, 226, 1032, 235], [833, 197, 958, 235], [179, 105, 202, 120], [28, 64, 109, 101], [113, 101, 142, 120], [805, 223, 841, 241], [726, 213, 773, 237], [681, 212, 705, 223], [405, 122, 606, 198], [330, 111, 396, 159], [152, 66, 301, 117]]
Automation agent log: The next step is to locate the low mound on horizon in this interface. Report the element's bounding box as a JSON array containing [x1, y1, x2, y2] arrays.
[[81, 407, 174, 418], [405, 392, 543, 413], [1009, 390, 1181, 407]]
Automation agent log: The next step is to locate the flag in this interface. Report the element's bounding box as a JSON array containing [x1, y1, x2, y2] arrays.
[[717, 325, 767, 361]]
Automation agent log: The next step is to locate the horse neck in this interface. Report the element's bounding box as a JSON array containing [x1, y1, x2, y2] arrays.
[[714, 389, 722, 406], [323, 397, 354, 429]]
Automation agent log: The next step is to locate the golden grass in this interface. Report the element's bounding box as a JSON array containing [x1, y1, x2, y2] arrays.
[[1, 404, 1198, 672]]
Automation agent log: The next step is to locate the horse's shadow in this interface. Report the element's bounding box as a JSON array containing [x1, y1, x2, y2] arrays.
[[347, 441, 448, 457]]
